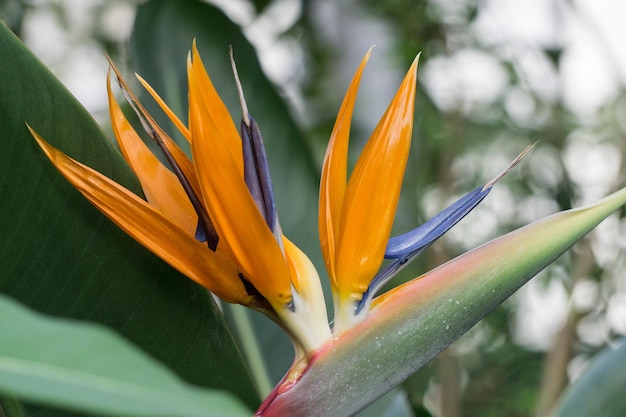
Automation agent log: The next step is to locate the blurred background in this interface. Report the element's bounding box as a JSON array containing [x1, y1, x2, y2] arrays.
[[2, 0, 626, 416]]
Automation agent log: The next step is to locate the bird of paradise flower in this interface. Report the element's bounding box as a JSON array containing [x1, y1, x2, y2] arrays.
[[29, 41, 626, 417]]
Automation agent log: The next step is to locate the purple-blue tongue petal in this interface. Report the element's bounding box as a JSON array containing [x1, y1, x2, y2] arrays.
[[357, 184, 491, 313], [241, 116, 278, 233], [385, 142, 537, 261], [358, 143, 537, 311], [230, 47, 280, 236], [385, 185, 491, 259]]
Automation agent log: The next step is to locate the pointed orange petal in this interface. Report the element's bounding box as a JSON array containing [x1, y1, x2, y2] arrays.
[[336, 55, 419, 300], [31, 128, 252, 305], [107, 74, 196, 235], [106, 59, 203, 205], [187, 67, 292, 307], [135, 73, 191, 142], [318, 50, 372, 288], [282, 236, 309, 296], [188, 41, 243, 173]]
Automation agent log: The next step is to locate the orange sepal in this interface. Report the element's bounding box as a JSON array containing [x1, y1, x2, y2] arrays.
[[31, 128, 252, 305], [319, 49, 372, 288], [106, 59, 203, 205], [336, 55, 419, 299], [188, 41, 243, 173], [107, 73, 196, 236], [135, 73, 191, 142], [187, 61, 293, 307]]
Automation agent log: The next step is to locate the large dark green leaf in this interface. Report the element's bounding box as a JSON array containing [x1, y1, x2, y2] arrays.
[[0, 294, 250, 417], [131, 0, 324, 383], [0, 21, 258, 413], [551, 338, 626, 417]]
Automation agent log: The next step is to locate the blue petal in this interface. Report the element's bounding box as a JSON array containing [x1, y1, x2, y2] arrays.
[[385, 185, 491, 259], [356, 143, 537, 312], [356, 184, 493, 313], [356, 143, 537, 313], [241, 115, 279, 233], [383, 141, 537, 261]]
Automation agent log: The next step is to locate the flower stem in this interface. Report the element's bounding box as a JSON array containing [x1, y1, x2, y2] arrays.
[[0, 394, 28, 417], [228, 304, 274, 397]]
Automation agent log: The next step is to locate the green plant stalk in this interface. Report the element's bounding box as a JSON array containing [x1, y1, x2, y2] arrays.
[[228, 304, 274, 397], [258, 187, 626, 417], [0, 394, 28, 417]]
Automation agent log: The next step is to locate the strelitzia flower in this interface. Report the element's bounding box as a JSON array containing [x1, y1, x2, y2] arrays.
[[30, 41, 626, 417], [30, 42, 526, 355]]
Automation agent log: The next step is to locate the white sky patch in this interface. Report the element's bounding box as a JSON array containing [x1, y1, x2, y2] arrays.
[[607, 294, 626, 334], [516, 194, 561, 225], [472, 0, 626, 117], [571, 279, 600, 313], [308, 0, 401, 136], [563, 135, 622, 203], [474, 0, 564, 49], [573, 0, 626, 82], [593, 219, 626, 273], [421, 48, 508, 113], [100, 2, 136, 43], [504, 86, 547, 127], [59, 0, 101, 35], [560, 22, 619, 118], [568, 353, 592, 382], [206, 0, 254, 25], [21, 7, 70, 64], [512, 275, 569, 350], [526, 145, 565, 190], [513, 49, 560, 103], [577, 313, 610, 346], [60, 47, 109, 114], [244, 0, 303, 112]]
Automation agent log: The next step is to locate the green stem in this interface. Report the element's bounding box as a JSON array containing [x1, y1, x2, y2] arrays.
[[0, 395, 28, 417], [229, 304, 274, 398]]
